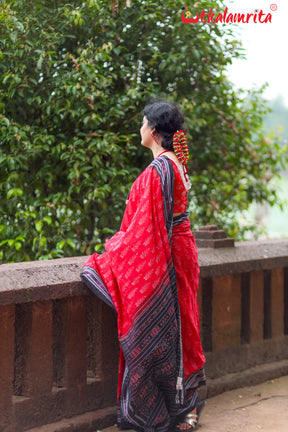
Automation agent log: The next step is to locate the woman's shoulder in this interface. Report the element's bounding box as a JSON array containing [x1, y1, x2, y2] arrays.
[[129, 157, 171, 196], [149, 154, 174, 174], [132, 156, 175, 192], [157, 154, 191, 191]]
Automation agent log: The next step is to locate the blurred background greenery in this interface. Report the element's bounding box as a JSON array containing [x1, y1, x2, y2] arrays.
[[239, 94, 288, 240]]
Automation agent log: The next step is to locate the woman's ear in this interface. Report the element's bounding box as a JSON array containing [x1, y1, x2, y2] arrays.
[[150, 130, 160, 145], [151, 127, 159, 138]]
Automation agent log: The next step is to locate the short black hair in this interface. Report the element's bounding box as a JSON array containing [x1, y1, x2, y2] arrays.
[[143, 101, 185, 151]]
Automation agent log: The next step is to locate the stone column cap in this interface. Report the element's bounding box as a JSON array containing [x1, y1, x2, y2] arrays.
[[193, 225, 235, 248]]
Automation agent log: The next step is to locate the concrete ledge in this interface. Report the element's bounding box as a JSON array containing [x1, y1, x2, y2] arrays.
[[204, 336, 288, 379], [25, 405, 117, 432], [199, 358, 288, 399], [0, 257, 88, 305], [199, 239, 288, 277], [1, 239, 288, 305]]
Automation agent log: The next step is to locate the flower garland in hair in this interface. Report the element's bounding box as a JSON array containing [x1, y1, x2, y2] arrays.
[[173, 130, 189, 164]]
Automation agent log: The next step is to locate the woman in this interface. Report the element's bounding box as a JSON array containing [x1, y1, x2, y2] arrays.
[[81, 101, 206, 432]]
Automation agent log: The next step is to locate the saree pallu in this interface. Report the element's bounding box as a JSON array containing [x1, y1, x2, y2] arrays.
[[81, 156, 205, 432]]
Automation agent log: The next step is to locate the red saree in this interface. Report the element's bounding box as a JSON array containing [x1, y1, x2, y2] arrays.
[[81, 156, 205, 432]]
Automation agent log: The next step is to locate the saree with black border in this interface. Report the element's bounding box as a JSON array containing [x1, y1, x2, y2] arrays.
[[81, 156, 205, 432]]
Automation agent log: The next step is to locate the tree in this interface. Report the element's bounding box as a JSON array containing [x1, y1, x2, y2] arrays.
[[0, 0, 286, 263]]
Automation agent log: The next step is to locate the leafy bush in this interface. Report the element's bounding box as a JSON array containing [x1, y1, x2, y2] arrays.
[[0, 0, 286, 263]]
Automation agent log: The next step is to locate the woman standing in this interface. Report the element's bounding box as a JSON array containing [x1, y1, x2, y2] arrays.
[[81, 101, 206, 432]]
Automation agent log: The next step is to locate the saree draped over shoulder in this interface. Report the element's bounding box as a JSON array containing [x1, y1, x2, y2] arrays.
[[81, 156, 206, 432]]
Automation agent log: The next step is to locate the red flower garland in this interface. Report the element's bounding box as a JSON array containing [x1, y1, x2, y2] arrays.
[[172, 130, 189, 165]]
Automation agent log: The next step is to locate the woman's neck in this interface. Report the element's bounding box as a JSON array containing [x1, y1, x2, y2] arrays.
[[150, 143, 164, 159], [156, 149, 170, 158], [153, 148, 179, 165]]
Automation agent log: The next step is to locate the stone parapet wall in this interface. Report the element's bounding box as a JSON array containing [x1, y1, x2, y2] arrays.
[[0, 239, 288, 432]]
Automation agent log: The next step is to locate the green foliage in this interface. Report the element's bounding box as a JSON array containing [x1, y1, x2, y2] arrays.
[[0, 0, 287, 263], [262, 94, 288, 146]]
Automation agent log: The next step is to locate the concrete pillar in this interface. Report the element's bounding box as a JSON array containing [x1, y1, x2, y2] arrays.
[[212, 274, 241, 351], [250, 270, 264, 342], [0, 305, 15, 431], [14, 301, 53, 397], [271, 268, 284, 338]]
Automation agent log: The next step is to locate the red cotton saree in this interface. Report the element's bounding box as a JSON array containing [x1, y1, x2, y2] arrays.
[[81, 155, 206, 432]]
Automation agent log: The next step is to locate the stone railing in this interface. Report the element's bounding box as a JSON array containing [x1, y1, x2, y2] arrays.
[[1, 238, 288, 432]]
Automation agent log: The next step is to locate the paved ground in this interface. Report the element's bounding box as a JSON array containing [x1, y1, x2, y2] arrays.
[[105, 376, 288, 432], [198, 376, 288, 431]]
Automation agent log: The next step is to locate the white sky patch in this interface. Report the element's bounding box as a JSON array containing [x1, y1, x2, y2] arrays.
[[225, 0, 288, 106]]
